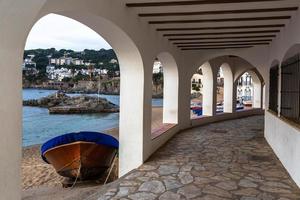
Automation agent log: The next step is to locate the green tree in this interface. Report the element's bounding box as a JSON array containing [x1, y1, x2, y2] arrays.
[[152, 72, 163, 93]]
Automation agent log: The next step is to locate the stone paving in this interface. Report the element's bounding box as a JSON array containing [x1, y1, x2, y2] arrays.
[[87, 115, 300, 200]]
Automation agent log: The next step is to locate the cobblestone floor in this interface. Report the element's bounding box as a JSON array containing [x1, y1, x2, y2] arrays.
[[88, 115, 300, 200]]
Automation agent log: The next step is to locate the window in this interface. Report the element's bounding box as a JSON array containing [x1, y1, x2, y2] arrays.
[[281, 54, 300, 123], [269, 65, 279, 113]]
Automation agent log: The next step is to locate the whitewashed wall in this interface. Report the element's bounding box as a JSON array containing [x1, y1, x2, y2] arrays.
[[265, 112, 300, 187]]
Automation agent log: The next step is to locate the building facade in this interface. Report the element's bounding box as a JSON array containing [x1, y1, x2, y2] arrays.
[[50, 57, 85, 66], [237, 72, 254, 102]]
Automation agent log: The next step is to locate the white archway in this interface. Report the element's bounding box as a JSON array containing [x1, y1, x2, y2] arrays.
[[248, 71, 263, 108], [236, 69, 263, 109], [201, 62, 215, 116], [28, 13, 147, 177], [190, 55, 263, 117], [220, 63, 234, 113], [156, 52, 179, 124], [0, 12, 150, 197]]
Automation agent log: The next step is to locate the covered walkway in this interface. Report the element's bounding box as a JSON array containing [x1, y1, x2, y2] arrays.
[[3, 1, 300, 198], [90, 115, 300, 200]]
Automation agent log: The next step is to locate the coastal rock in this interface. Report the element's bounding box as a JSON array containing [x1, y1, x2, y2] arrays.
[[23, 92, 119, 114]]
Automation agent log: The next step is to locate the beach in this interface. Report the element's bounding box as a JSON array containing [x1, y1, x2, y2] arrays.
[[22, 144, 64, 190], [22, 128, 120, 191], [22, 107, 163, 194]]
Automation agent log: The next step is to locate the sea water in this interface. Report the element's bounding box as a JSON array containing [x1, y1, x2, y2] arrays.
[[23, 89, 162, 146]]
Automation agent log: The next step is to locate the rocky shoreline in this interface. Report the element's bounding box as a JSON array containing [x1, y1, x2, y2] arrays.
[[23, 92, 119, 114], [23, 86, 120, 95], [24, 87, 164, 99]]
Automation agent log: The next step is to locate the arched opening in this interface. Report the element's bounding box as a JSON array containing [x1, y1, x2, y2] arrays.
[[236, 70, 262, 110], [21, 12, 146, 193], [191, 69, 203, 118], [191, 62, 214, 119], [23, 13, 121, 189], [216, 63, 234, 114], [191, 55, 264, 117], [151, 52, 178, 138]]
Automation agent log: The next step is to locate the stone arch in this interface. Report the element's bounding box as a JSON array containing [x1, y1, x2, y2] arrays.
[[156, 52, 179, 124]]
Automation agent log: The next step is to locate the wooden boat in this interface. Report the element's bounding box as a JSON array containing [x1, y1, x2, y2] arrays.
[[41, 132, 118, 180], [191, 106, 203, 116], [216, 102, 223, 113], [243, 100, 253, 107]]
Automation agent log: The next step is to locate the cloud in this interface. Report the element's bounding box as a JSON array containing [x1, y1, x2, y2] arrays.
[[25, 14, 112, 51]]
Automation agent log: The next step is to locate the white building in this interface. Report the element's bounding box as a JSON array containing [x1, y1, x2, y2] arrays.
[[22, 55, 36, 69], [73, 58, 84, 65], [191, 73, 203, 93], [153, 60, 163, 74], [237, 72, 254, 101], [46, 65, 73, 81], [109, 59, 118, 64], [95, 68, 108, 75], [50, 57, 84, 66]]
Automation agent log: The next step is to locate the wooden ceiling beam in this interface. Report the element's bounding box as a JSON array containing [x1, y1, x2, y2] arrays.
[[157, 24, 285, 31], [181, 46, 254, 50], [163, 30, 280, 37], [126, 0, 283, 7], [149, 16, 291, 24], [173, 39, 272, 44], [177, 42, 269, 47], [139, 7, 298, 17], [169, 35, 276, 41]]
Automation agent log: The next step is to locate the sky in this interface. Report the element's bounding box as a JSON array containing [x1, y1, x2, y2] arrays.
[[25, 14, 112, 51]]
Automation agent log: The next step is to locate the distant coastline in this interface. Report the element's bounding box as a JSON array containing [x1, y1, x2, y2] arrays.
[[23, 84, 163, 98], [23, 85, 120, 95]]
